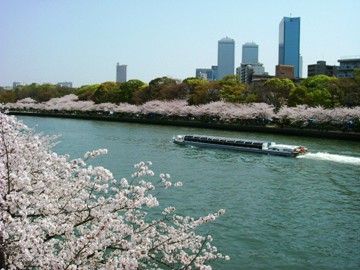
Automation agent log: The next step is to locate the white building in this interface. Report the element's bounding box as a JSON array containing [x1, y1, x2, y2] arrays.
[[237, 63, 266, 84], [116, 63, 127, 83], [57, 82, 73, 88], [238, 41, 267, 83]]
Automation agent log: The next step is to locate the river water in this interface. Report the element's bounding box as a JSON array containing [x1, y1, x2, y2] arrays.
[[18, 116, 360, 270]]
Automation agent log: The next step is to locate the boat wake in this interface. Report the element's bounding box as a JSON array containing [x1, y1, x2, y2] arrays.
[[298, 152, 360, 165]]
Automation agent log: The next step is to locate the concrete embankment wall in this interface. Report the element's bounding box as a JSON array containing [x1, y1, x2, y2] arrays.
[[9, 112, 360, 142]]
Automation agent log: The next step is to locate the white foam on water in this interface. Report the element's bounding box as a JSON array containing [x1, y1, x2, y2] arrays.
[[297, 152, 360, 165]]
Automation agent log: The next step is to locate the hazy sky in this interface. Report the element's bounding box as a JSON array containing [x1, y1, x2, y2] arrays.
[[1, 0, 359, 87]]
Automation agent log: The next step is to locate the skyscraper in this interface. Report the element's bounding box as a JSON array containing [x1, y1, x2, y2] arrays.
[[217, 37, 235, 80], [278, 17, 301, 78], [116, 63, 127, 83], [238, 41, 266, 83], [242, 42, 258, 64]]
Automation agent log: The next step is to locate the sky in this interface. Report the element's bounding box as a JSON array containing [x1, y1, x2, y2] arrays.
[[1, 0, 359, 87]]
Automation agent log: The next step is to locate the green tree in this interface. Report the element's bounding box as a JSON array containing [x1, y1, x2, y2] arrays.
[[186, 79, 209, 105], [148, 77, 178, 100], [14, 83, 37, 101], [306, 88, 332, 107], [118, 79, 146, 103], [35, 84, 58, 102], [301, 75, 333, 107], [56, 85, 73, 97], [333, 77, 360, 107], [243, 93, 257, 103], [288, 85, 307, 106], [157, 83, 188, 101], [92, 82, 119, 104], [75, 84, 100, 101], [131, 86, 152, 104], [260, 78, 295, 110], [184, 78, 220, 105], [11, 83, 73, 103], [354, 68, 360, 85], [0, 90, 16, 103], [219, 75, 246, 103], [14, 83, 56, 102]]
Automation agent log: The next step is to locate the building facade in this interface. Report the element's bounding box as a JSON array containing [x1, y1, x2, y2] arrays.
[[276, 65, 294, 79], [217, 37, 235, 80], [238, 41, 267, 83], [116, 63, 127, 83], [195, 66, 217, 81], [196, 69, 212, 80], [278, 17, 301, 78], [337, 58, 360, 78], [242, 42, 258, 64], [308, 61, 338, 77], [237, 63, 266, 84], [56, 82, 73, 88], [12, 82, 21, 89]]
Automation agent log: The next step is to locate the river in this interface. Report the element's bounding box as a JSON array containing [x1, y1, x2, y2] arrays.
[[18, 115, 360, 270]]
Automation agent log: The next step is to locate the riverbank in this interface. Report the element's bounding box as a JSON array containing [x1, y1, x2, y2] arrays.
[[8, 111, 360, 141]]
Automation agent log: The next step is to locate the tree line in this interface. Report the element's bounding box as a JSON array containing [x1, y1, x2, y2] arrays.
[[1, 71, 360, 109]]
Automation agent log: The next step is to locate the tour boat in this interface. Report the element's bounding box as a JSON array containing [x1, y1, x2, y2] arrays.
[[172, 134, 307, 157]]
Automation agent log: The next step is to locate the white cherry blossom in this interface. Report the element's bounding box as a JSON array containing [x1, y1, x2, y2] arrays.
[[4, 95, 359, 128], [0, 112, 228, 269]]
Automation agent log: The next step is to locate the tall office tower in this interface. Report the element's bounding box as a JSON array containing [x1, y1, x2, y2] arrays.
[[242, 42, 258, 64], [239, 41, 266, 83], [278, 17, 301, 78], [116, 63, 127, 83], [217, 37, 235, 80]]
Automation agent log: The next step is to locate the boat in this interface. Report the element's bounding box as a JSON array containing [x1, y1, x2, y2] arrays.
[[172, 134, 307, 157]]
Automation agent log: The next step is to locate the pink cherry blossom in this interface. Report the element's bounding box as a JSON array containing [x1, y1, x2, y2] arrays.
[[3, 95, 359, 130], [0, 112, 228, 269]]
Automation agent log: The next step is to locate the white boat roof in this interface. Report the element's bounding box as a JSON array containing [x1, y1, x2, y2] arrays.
[[186, 134, 269, 144], [270, 144, 300, 149]]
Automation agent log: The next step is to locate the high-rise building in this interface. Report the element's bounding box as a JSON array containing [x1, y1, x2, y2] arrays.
[[242, 42, 258, 64], [116, 63, 127, 83], [278, 17, 301, 78], [217, 37, 235, 80], [238, 41, 267, 83]]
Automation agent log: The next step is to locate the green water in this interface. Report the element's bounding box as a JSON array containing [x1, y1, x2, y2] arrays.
[[19, 116, 360, 269]]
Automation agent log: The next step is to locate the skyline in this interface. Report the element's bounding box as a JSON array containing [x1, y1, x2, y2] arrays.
[[1, 0, 360, 87]]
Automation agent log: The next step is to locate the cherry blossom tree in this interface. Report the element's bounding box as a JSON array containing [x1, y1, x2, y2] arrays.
[[141, 100, 189, 116], [4, 97, 38, 111], [0, 112, 228, 270], [113, 103, 141, 115], [3, 95, 360, 130]]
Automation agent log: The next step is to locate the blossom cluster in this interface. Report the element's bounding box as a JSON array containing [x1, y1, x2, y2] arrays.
[[4, 94, 360, 124], [0, 112, 228, 269]]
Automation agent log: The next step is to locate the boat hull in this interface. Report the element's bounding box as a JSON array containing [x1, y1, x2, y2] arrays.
[[173, 135, 307, 157]]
